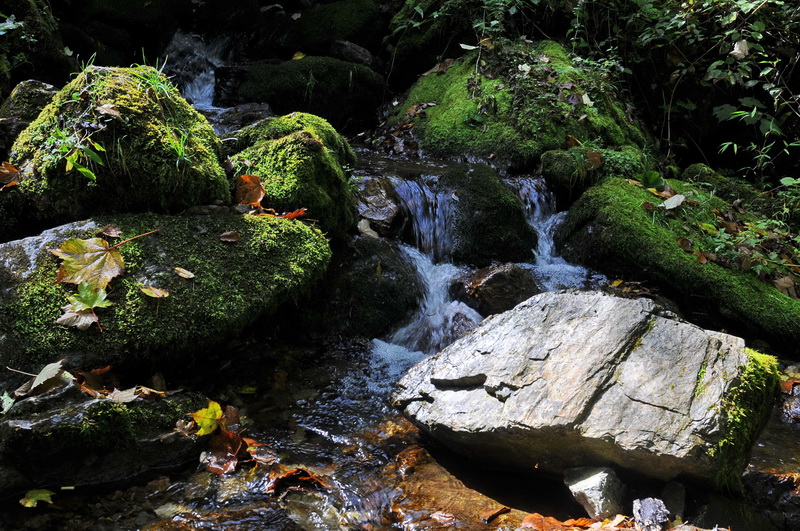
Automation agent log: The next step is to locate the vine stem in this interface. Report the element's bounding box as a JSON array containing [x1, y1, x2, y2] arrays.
[[110, 229, 160, 249]]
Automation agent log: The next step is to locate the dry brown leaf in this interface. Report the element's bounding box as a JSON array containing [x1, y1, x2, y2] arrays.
[[219, 231, 241, 243]]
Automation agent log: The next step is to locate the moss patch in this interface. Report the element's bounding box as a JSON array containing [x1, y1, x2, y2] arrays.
[[9, 65, 229, 228], [229, 113, 357, 239], [393, 40, 649, 168], [0, 212, 331, 371], [711, 349, 778, 490], [237, 56, 384, 132], [557, 177, 800, 351]]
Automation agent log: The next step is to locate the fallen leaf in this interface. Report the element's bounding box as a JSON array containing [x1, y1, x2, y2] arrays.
[[563, 517, 595, 527], [98, 224, 122, 237], [775, 275, 798, 299], [694, 250, 708, 264], [14, 360, 74, 398], [520, 512, 567, 530], [219, 231, 241, 242], [586, 151, 602, 169], [191, 400, 223, 435], [278, 208, 308, 220], [234, 174, 266, 206], [430, 511, 456, 525], [205, 429, 243, 475], [641, 201, 655, 212], [95, 103, 121, 120], [677, 237, 694, 252], [421, 58, 455, 76], [50, 238, 125, 291], [267, 468, 331, 497], [0, 161, 19, 183], [660, 194, 686, 210], [56, 308, 99, 331], [140, 285, 169, 298], [243, 437, 279, 467], [781, 378, 800, 395], [173, 267, 195, 279], [20, 489, 55, 508], [107, 387, 140, 403]]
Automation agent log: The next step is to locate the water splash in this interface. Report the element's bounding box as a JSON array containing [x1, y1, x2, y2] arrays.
[[388, 245, 482, 354], [505, 176, 606, 291]]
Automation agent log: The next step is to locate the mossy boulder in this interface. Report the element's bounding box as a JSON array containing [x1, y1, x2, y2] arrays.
[[229, 112, 357, 239], [391, 40, 649, 168], [541, 145, 649, 207], [0, 212, 331, 372], [0, 386, 206, 497], [237, 56, 384, 132], [556, 177, 800, 352], [438, 163, 536, 266], [7, 66, 230, 233], [0, 79, 58, 169]]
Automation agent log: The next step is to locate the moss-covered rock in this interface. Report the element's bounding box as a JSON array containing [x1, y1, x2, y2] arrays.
[[7, 66, 230, 231], [556, 177, 800, 352], [541, 145, 649, 207], [0, 386, 206, 496], [229, 113, 357, 239], [391, 40, 649, 168], [439, 163, 536, 266], [0, 212, 331, 372], [237, 56, 384, 132]]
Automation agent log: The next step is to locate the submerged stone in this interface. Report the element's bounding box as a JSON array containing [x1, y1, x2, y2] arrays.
[[393, 290, 778, 489]]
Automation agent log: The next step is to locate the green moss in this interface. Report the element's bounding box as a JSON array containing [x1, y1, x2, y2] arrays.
[[238, 56, 384, 132], [395, 40, 649, 167], [9, 65, 229, 227], [711, 349, 778, 490], [0, 213, 331, 371], [230, 113, 357, 239], [558, 178, 800, 350]]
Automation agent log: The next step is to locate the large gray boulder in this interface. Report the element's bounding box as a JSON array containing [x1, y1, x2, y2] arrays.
[[393, 291, 778, 488]]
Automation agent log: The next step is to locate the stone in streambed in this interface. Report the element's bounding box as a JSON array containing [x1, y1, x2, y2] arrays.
[[393, 290, 778, 489]]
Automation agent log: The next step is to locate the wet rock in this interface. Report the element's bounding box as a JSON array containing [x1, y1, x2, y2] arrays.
[[0, 385, 207, 498], [0, 213, 331, 373], [633, 498, 670, 531], [450, 263, 540, 316], [287, 235, 423, 341], [0, 80, 58, 161], [393, 290, 778, 487], [199, 102, 275, 136], [564, 467, 624, 520], [330, 40, 375, 67], [355, 175, 405, 237]]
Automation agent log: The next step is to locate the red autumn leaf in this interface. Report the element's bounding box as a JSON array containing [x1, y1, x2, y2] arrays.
[[563, 517, 595, 527], [234, 174, 266, 206], [586, 151, 602, 169], [0, 161, 19, 184], [278, 208, 308, 220], [243, 438, 279, 467], [520, 513, 568, 530], [641, 201, 655, 213], [780, 378, 800, 395], [205, 429, 243, 475], [73, 365, 119, 394], [219, 231, 241, 242], [221, 405, 241, 433]]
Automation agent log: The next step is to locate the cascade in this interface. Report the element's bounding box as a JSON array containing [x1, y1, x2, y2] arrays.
[[161, 30, 234, 109]]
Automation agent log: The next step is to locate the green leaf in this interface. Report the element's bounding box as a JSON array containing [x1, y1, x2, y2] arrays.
[[139, 285, 169, 298], [780, 177, 800, 187], [50, 237, 125, 291], [20, 489, 55, 508], [66, 283, 113, 312], [191, 400, 223, 435]]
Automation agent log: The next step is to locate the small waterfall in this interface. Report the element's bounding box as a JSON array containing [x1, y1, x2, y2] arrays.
[[161, 31, 233, 109], [389, 175, 456, 263], [388, 245, 482, 354], [505, 176, 605, 291]]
